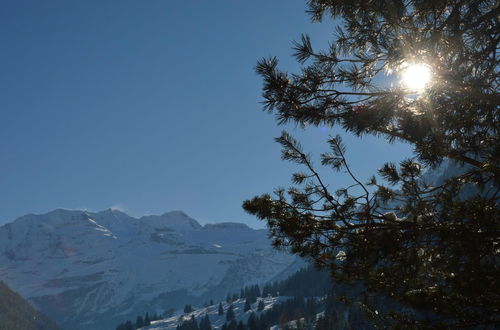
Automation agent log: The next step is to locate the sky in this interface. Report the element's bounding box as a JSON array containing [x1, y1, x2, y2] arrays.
[[0, 0, 413, 228]]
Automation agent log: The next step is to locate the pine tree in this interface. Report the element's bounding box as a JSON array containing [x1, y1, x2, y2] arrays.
[[257, 315, 268, 330], [124, 321, 134, 330], [177, 315, 200, 330], [218, 302, 224, 316], [247, 313, 258, 330], [237, 320, 246, 330], [205, 314, 212, 329], [199, 314, 212, 330], [244, 297, 251, 312], [262, 284, 270, 298], [257, 299, 264, 311], [144, 312, 151, 326], [135, 315, 144, 328], [191, 315, 199, 330], [226, 304, 235, 322], [243, 0, 500, 327], [253, 285, 261, 299], [271, 283, 278, 297], [184, 304, 193, 314], [227, 320, 237, 330], [116, 321, 133, 330]]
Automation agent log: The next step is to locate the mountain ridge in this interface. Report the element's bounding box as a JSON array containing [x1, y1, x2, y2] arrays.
[[0, 208, 298, 330]]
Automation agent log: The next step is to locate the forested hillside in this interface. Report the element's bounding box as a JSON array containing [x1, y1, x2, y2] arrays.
[[117, 266, 374, 329], [0, 280, 59, 330]]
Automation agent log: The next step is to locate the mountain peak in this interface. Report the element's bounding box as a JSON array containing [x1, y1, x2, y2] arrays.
[[97, 208, 129, 218], [11, 209, 88, 227], [5, 209, 261, 234], [161, 210, 189, 218], [140, 211, 202, 231], [0, 207, 298, 330]]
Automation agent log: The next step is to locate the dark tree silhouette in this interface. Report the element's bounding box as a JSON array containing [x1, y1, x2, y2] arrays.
[[135, 315, 143, 328], [124, 321, 134, 330], [176, 315, 199, 330], [244, 298, 251, 312], [226, 304, 235, 322], [184, 304, 193, 314], [244, 0, 499, 327], [218, 302, 224, 316], [257, 299, 265, 312], [199, 314, 212, 330]]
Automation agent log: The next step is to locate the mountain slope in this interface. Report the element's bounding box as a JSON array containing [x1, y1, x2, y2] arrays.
[[139, 296, 291, 330], [0, 280, 60, 330], [0, 209, 298, 330]]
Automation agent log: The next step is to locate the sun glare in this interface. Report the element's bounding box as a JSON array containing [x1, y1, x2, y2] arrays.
[[401, 63, 432, 92]]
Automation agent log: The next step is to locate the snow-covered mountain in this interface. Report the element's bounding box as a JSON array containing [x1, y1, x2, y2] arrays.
[[0, 209, 298, 330]]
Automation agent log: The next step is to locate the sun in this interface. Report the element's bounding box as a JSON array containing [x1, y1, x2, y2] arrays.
[[401, 63, 432, 92]]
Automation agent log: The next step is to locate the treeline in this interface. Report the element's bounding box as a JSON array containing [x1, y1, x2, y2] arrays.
[[315, 292, 371, 330], [222, 266, 331, 308], [262, 266, 332, 298], [242, 296, 320, 330], [115, 312, 162, 330], [217, 266, 372, 330], [176, 314, 212, 330], [217, 293, 371, 330], [115, 265, 373, 330]]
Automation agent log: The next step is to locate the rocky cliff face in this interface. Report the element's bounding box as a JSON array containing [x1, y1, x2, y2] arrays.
[[0, 209, 297, 330]]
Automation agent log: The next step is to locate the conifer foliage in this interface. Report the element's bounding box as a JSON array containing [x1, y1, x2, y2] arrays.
[[226, 304, 236, 322], [115, 311, 161, 330], [218, 302, 224, 316], [199, 314, 212, 330], [257, 300, 264, 312], [244, 0, 499, 327], [244, 298, 251, 312], [176, 315, 199, 330]]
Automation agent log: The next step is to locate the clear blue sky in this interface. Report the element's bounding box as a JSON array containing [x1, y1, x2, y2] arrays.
[[0, 0, 412, 227]]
